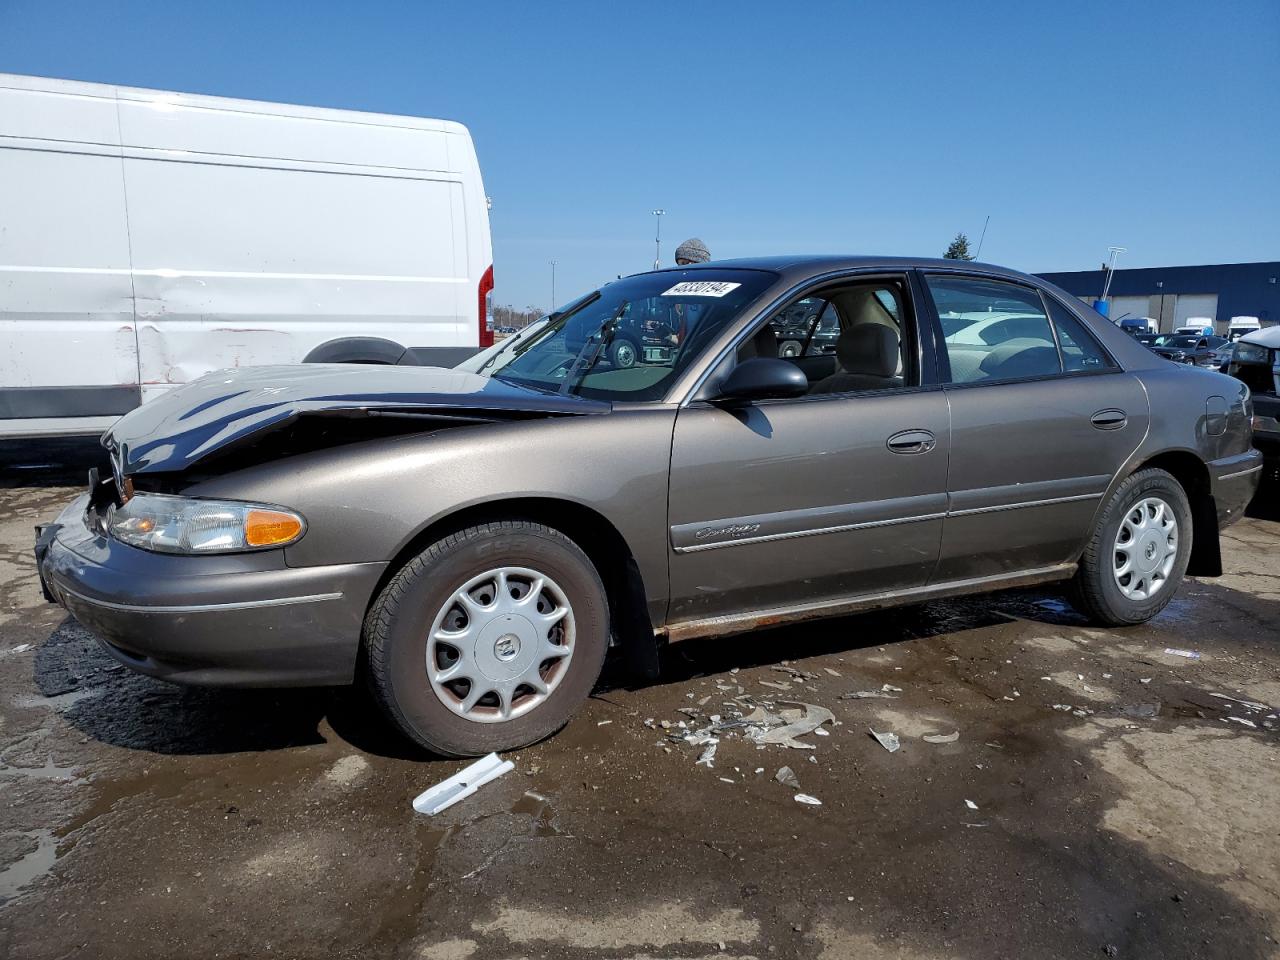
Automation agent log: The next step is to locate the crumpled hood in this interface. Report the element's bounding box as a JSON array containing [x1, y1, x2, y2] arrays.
[[105, 364, 610, 475], [1240, 325, 1280, 349]]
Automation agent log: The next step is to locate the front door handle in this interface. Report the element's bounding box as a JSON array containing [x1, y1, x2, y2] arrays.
[[1090, 409, 1128, 430], [887, 429, 936, 454]]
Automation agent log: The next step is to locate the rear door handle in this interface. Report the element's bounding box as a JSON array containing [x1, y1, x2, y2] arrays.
[[887, 429, 936, 454], [1090, 409, 1128, 430]]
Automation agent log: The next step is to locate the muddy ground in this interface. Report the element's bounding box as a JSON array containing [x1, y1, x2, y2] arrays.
[[0, 440, 1277, 960]]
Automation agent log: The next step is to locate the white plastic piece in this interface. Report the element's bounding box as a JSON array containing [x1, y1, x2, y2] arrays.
[[412, 753, 513, 816]]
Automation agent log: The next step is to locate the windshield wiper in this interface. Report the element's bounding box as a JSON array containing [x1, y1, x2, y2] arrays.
[[559, 302, 627, 396], [475, 316, 555, 376]]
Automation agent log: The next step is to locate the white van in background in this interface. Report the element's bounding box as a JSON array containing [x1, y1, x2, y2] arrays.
[[0, 73, 493, 438], [1175, 318, 1215, 336], [1226, 316, 1262, 341]]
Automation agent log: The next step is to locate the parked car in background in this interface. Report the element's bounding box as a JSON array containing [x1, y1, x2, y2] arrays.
[[773, 297, 842, 359], [1148, 334, 1228, 366], [1175, 320, 1215, 336], [0, 73, 492, 439], [1226, 325, 1280, 489], [1209, 341, 1236, 372], [36, 256, 1260, 756]]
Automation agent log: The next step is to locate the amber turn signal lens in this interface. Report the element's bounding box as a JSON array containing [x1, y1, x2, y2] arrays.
[[244, 509, 305, 547]]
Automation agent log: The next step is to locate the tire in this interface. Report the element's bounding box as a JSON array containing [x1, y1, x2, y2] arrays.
[[779, 340, 802, 358], [610, 338, 638, 369], [1068, 467, 1193, 626], [364, 521, 609, 757]]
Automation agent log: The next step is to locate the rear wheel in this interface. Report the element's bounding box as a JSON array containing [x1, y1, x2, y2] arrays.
[[364, 521, 609, 757], [1069, 468, 1192, 625]]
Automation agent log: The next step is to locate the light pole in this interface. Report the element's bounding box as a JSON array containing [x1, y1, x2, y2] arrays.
[[1099, 246, 1126, 317], [652, 209, 665, 269], [550, 260, 557, 309]]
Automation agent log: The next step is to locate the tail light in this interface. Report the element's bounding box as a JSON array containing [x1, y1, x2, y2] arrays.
[[478, 265, 495, 348]]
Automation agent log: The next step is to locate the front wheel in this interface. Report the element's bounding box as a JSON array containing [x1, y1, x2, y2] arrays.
[[609, 338, 638, 369], [364, 521, 609, 757], [1068, 467, 1192, 625]]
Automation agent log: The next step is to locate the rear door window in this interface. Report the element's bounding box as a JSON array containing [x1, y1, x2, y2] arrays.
[[1045, 298, 1118, 372], [926, 276, 1061, 383]]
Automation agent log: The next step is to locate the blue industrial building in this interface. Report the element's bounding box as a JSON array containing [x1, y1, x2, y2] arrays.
[[1037, 261, 1279, 334]]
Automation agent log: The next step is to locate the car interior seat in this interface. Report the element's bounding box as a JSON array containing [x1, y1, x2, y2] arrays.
[[975, 337, 1059, 381], [810, 324, 902, 394]]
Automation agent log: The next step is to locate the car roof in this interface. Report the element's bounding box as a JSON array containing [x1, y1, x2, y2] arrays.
[[660, 255, 1038, 285]]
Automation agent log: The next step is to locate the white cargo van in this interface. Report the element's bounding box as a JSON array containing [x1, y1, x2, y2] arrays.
[[1175, 319, 1215, 336], [1226, 316, 1261, 341], [0, 73, 493, 438]]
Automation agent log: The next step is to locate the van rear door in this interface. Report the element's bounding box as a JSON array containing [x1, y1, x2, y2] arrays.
[[0, 77, 140, 435]]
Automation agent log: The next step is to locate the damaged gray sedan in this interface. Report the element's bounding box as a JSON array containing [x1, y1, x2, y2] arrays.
[[37, 257, 1262, 756]]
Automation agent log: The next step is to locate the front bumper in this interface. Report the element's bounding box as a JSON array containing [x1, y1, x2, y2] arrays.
[[36, 495, 386, 687]]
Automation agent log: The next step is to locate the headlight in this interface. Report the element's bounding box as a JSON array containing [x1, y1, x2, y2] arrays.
[[1235, 343, 1269, 364], [108, 493, 306, 554]]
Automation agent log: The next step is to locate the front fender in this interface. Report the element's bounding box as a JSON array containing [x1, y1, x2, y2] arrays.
[[184, 408, 679, 619]]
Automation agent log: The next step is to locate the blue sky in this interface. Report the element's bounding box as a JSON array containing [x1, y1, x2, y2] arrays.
[[3, 0, 1277, 310]]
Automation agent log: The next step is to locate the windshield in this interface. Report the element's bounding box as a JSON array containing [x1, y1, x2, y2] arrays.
[[1155, 335, 1200, 348], [484, 269, 777, 401], [454, 317, 551, 375]]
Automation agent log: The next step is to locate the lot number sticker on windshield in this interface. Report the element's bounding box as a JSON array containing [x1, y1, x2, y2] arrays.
[[661, 281, 741, 297]]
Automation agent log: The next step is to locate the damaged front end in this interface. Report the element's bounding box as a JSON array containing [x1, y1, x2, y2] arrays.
[[34, 363, 613, 687], [102, 363, 610, 486]]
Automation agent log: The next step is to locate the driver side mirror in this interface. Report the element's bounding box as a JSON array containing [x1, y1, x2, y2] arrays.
[[714, 358, 809, 404]]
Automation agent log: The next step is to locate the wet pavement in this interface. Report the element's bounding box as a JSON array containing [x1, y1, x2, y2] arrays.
[[1, 440, 1278, 959]]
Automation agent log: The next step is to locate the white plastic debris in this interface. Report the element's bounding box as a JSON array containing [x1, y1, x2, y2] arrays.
[[750, 702, 835, 749], [869, 728, 901, 753], [11, 644, 32, 654], [412, 753, 513, 816], [596, 720, 612, 726], [1226, 716, 1258, 729], [794, 793, 822, 806], [824, 668, 842, 677], [841, 689, 898, 700], [1209, 692, 1269, 712], [775, 765, 800, 788], [1164, 648, 1202, 660], [696, 742, 718, 767], [964, 799, 979, 810], [1139, 678, 1152, 684], [923, 731, 960, 744]]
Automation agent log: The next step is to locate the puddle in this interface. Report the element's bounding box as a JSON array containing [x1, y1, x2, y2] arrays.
[[13, 687, 104, 710], [0, 758, 79, 782], [511, 791, 563, 838], [0, 829, 58, 904]]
